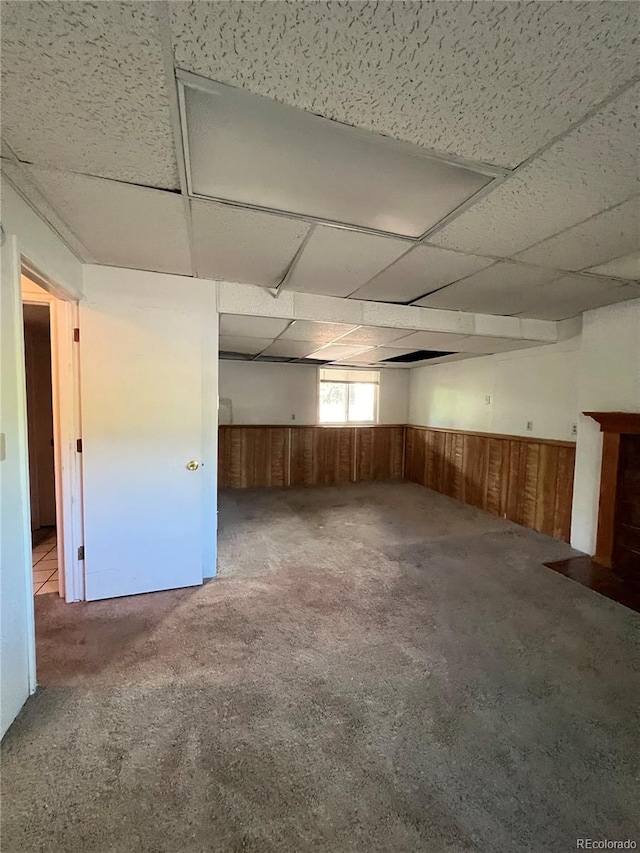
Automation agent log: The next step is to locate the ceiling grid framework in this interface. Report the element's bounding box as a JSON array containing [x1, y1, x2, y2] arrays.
[[0, 1, 638, 331]]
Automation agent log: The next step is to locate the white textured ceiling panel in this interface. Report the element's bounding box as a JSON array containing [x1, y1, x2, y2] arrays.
[[414, 263, 561, 315], [350, 245, 494, 304], [191, 201, 309, 286], [261, 340, 316, 359], [587, 252, 640, 281], [337, 326, 416, 346], [341, 347, 416, 364], [307, 344, 373, 361], [430, 85, 639, 257], [171, 1, 636, 168], [514, 199, 640, 273], [516, 275, 640, 320], [285, 228, 410, 298], [280, 321, 357, 343], [26, 166, 191, 275], [219, 315, 291, 338], [455, 336, 542, 354], [219, 336, 273, 355], [1, 2, 178, 189], [388, 331, 471, 351]]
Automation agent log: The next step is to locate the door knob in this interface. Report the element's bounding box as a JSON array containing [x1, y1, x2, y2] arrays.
[[186, 460, 199, 471]]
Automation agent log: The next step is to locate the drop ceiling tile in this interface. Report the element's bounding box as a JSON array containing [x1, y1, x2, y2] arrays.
[[430, 85, 638, 257], [26, 166, 191, 275], [279, 320, 358, 343], [306, 344, 374, 361], [171, 2, 636, 167], [456, 336, 543, 354], [286, 227, 410, 297], [587, 252, 640, 281], [219, 336, 273, 355], [219, 315, 291, 338], [261, 340, 316, 359], [387, 332, 471, 351], [414, 262, 561, 315], [192, 200, 309, 286], [514, 199, 640, 272], [339, 347, 415, 364], [1, 2, 178, 188], [350, 245, 494, 303], [338, 326, 415, 346], [515, 276, 640, 320]]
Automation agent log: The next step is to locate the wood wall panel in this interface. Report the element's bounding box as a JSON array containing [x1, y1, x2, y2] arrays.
[[357, 426, 405, 481], [219, 425, 404, 490], [405, 426, 575, 543]]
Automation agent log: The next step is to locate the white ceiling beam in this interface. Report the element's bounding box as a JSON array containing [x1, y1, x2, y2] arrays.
[[216, 280, 564, 343]]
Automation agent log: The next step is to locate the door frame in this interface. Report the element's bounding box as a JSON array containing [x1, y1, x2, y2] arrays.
[[21, 259, 85, 602]]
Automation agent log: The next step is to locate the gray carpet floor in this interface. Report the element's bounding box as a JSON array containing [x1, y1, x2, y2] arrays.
[[2, 482, 639, 852]]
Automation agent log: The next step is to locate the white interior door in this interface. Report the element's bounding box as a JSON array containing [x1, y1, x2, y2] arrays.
[[80, 290, 211, 600]]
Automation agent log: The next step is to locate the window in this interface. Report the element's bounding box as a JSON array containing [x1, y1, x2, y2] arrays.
[[318, 368, 379, 424]]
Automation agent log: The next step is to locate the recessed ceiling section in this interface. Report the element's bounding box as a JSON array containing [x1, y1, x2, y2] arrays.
[[306, 344, 374, 362], [587, 252, 640, 281], [338, 326, 416, 346], [279, 321, 358, 343], [414, 262, 561, 314], [219, 315, 291, 338], [283, 227, 410, 297], [514, 198, 640, 273], [218, 336, 274, 355], [514, 275, 640, 321], [26, 166, 191, 275], [191, 200, 309, 285], [349, 245, 495, 303], [179, 75, 497, 239]]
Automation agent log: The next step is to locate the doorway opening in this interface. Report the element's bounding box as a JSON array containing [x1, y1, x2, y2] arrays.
[[23, 301, 59, 596], [21, 268, 84, 603]]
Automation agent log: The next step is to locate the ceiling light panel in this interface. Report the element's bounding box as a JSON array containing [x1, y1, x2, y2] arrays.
[[515, 276, 640, 320], [279, 321, 358, 343], [2, 2, 178, 188], [191, 200, 309, 286], [587, 252, 640, 281], [284, 227, 410, 297], [387, 331, 471, 351], [430, 85, 638, 258], [414, 262, 560, 315], [350, 245, 494, 303], [514, 198, 640, 272], [260, 340, 316, 359], [26, 166, 191, 275], [306, 344, 374, 361], [218, 336, 274, 355], [219, 315, 291, 338], [180, 77, 495, 238], [337, 326, 416, 346]]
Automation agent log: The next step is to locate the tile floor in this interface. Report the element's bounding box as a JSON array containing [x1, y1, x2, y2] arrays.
[[32, 527, 58, 596]]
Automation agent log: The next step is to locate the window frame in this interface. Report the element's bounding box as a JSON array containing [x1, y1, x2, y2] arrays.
[[317, 370, 380, 426]]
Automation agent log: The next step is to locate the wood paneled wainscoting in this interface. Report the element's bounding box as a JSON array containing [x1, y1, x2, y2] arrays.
[[218, 424, 575, 543], [218, 425, 405, 490], [405, 426, 576, 542]]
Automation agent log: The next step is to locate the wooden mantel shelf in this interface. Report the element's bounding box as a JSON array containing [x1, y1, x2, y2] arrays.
[[584, 412, 640, 434]]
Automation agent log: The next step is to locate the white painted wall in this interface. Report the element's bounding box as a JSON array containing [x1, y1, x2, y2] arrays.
[[572, 299, 640, 554], [1, 178, 83, 738], [219, 360, 409, 424], [409, 338, 581, 441]]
